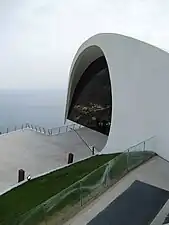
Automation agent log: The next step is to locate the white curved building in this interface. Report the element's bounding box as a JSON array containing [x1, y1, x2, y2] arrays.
[[65, 33, 169, 161]]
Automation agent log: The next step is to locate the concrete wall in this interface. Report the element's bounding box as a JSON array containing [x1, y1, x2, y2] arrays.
[[65, 33, 169, 160]]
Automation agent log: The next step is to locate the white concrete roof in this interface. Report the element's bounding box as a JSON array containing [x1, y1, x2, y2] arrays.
[[0, 128, 107, 193]]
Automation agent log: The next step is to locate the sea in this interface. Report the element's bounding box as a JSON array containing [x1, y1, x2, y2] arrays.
[[0, 89, 67, 133]]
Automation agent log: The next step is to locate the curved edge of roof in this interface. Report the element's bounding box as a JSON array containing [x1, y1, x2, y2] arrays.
[[82, 33, 168, 55], [64, 33, 168, 122]]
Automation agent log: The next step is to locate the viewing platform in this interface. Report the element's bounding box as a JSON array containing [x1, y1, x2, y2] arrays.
[[0, 125, 107, 193]]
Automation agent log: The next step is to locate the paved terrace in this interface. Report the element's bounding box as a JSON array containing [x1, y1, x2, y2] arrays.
[[0, 127, 107, 193]]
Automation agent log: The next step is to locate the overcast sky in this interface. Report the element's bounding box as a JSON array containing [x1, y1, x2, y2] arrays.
[[0, 0, 169, 89]]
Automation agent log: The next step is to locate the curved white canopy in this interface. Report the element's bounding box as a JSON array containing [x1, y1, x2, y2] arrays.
[[65, 33, 169, 160]]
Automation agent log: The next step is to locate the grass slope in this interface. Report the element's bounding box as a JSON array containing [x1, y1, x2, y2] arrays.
[[0, 153, 119, 224]]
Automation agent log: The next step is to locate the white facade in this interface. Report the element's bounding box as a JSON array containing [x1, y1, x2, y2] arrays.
[[65, 33, 169, 160]]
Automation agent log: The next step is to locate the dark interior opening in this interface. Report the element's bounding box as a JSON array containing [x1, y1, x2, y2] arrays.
[[68, 56, 112, 135]]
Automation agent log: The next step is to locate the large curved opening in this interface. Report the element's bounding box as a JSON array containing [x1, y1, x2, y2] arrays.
[[67, 46, 112, 136]]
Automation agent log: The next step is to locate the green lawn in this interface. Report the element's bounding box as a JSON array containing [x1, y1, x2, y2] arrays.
[[0, 153, 119, 225]]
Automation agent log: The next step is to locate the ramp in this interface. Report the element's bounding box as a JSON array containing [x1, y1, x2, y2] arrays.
[[88, 180, 169, 225]]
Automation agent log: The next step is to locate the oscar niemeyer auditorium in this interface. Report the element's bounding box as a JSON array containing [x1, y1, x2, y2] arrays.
[[65, 33, 169, 161], [2, 33, 169, 225]]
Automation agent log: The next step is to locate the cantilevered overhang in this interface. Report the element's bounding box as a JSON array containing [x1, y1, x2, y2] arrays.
[[65, 33, 169, 161]]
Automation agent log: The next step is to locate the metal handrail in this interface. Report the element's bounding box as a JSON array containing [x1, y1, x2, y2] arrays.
[[71, 128, 93, 153], [127, 136, 155, 150], [17, 136, 156, 225], [0, 123, 82, 136]]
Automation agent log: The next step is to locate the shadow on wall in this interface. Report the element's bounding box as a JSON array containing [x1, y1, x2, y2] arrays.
[[68, 56, 112, 136]]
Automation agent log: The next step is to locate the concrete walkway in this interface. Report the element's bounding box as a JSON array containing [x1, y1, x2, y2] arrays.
[[64, 156, 169, 225], [0, 128, 107, 193]]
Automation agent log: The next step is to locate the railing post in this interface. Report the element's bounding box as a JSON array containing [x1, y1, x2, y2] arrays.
[[7, 127, 8, 133], [92, 146, 95, 156], [58, 127, 60, 134], [105, 165, 109, 187], [42, 204, 47, 225], [127, 149, 130, 172], [51, 129, 53, 135], [21, 124, 23, 130], [143, 141, 146, 151], [43, 128, 46, 134], [39, 127, 41, 133], [15, 126, 17, 131], [79, 181, 82, 207], [73, 124, 75, 130]]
